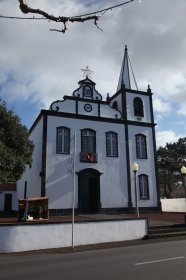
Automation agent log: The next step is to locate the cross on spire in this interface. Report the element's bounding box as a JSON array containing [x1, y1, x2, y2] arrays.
[[81, 66, 94, 79]]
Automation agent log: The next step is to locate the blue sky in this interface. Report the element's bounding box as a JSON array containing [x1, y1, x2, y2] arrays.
[[0, 0, 186, 147]]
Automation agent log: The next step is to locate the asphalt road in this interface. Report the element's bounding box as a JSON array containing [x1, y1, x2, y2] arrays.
[[1, 240, 186, 280]]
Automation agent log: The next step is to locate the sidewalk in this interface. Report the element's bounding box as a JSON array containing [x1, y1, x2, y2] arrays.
[[122, 212, 186, 226], [0, 212, 185, 226]]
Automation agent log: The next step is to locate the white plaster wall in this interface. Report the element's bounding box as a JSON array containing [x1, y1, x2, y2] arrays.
[[0, 219, 147, 253], [0, 191, 17, 211], [128, 125, 157, 208], [161, 198, 186, 213], [78, 101, 98, 116], [100, 104, 121, 119], [110, 95, 123, 114], [17, 117, 43, 200], [46, 116, 128, 209], [52, 99, 121, 119], [126, 92, 151, 123], [51, 99, 76, 114], [78, 102, 121, 119]]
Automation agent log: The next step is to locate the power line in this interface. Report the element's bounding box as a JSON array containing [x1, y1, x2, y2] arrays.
[[72, 0, 135, 18], [0, 15, 47, 20], [0, 1, 136, 20]]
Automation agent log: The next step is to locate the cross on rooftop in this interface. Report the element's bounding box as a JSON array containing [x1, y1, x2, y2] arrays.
[[81, 66, 94, 79]]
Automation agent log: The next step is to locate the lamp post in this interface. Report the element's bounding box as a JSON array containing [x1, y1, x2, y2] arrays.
[[132, 162, 139, 218], [181, 166, 186, 202]]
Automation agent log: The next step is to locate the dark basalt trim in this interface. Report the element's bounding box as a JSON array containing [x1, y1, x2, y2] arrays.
[[110, 88, 153, 102]]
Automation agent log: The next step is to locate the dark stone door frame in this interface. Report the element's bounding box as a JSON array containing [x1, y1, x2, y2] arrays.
[[76, 168, 103, 213]]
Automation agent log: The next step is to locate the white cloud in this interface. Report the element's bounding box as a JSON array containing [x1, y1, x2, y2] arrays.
[[0, 0, 186, 136], [150, 71, 186, 101], [153, 98, 171, 113], [177, 103, 186, 116], [156, 130, 185, 148]]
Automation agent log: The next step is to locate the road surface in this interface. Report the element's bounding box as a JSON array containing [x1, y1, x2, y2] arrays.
[[1, 239, 186, 280]]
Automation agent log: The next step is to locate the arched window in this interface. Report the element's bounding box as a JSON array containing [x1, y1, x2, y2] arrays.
[[81, 129, 96, 153], [83, 86, 92, 98], [135, 134, 147, 159], [138, 174, 149, 199], [134, 97, 144, 117], [56, 127, 70, 154], [106, 132, 118, 157], [112, 101, 118, 110]]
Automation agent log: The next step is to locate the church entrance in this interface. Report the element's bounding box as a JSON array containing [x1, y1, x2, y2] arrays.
[[78, 169, 101, 213]]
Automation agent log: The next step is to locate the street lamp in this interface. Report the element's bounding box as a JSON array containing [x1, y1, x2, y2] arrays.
[[181, 166, 186, 202], [132, 162, 139, 218]]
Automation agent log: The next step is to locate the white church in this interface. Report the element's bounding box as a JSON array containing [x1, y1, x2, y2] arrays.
[[17, 46, 161, 214]]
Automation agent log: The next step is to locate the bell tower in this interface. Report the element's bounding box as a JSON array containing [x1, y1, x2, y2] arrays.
[[109, 45, 161, 212]]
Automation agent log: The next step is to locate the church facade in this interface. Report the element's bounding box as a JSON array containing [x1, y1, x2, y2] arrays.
[[17, 46, 161, 214]]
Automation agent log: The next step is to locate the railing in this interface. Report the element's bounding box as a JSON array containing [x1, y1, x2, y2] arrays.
[[80, 152, 98, 163]]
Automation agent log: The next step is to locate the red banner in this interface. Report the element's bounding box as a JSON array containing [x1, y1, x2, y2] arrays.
[[86, 153, 94, 161]]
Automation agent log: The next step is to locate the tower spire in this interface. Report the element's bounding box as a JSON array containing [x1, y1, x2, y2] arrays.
[[117, 45, 131, 92]]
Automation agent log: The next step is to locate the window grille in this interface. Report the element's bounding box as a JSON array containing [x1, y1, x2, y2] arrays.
[[106, 132, 118, 157], [136, 134, 147, 159], [56, 127, 70, 154], [139, 174, 149, 199], [81, 129, 96, 153]]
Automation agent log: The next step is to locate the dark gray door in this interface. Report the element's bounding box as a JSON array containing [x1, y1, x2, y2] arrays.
[[4, 193, 12, 212], [89, 178, 99, 213], [78, 170, 100, 213]]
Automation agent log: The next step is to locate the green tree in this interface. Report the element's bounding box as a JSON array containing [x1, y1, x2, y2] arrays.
[[157, 137, 186, 198], [0, 100, 34, 182]]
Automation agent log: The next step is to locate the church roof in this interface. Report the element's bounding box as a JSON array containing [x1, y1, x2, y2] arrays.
[[117, 45, 131, 92]]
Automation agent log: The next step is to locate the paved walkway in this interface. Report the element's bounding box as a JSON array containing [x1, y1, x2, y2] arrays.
[[0, 212, 185, 227]]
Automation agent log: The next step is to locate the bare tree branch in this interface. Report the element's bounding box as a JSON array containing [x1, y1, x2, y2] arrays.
[[18, 0, 67, 22], [16, 1, 135, 33]]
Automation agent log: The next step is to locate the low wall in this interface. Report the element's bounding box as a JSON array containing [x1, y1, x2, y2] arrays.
[[0, 219, 147, 253], [161, 198, 186, 213]]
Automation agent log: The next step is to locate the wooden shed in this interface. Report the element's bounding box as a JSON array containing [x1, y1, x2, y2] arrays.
[[18, 197, 49, 221]]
